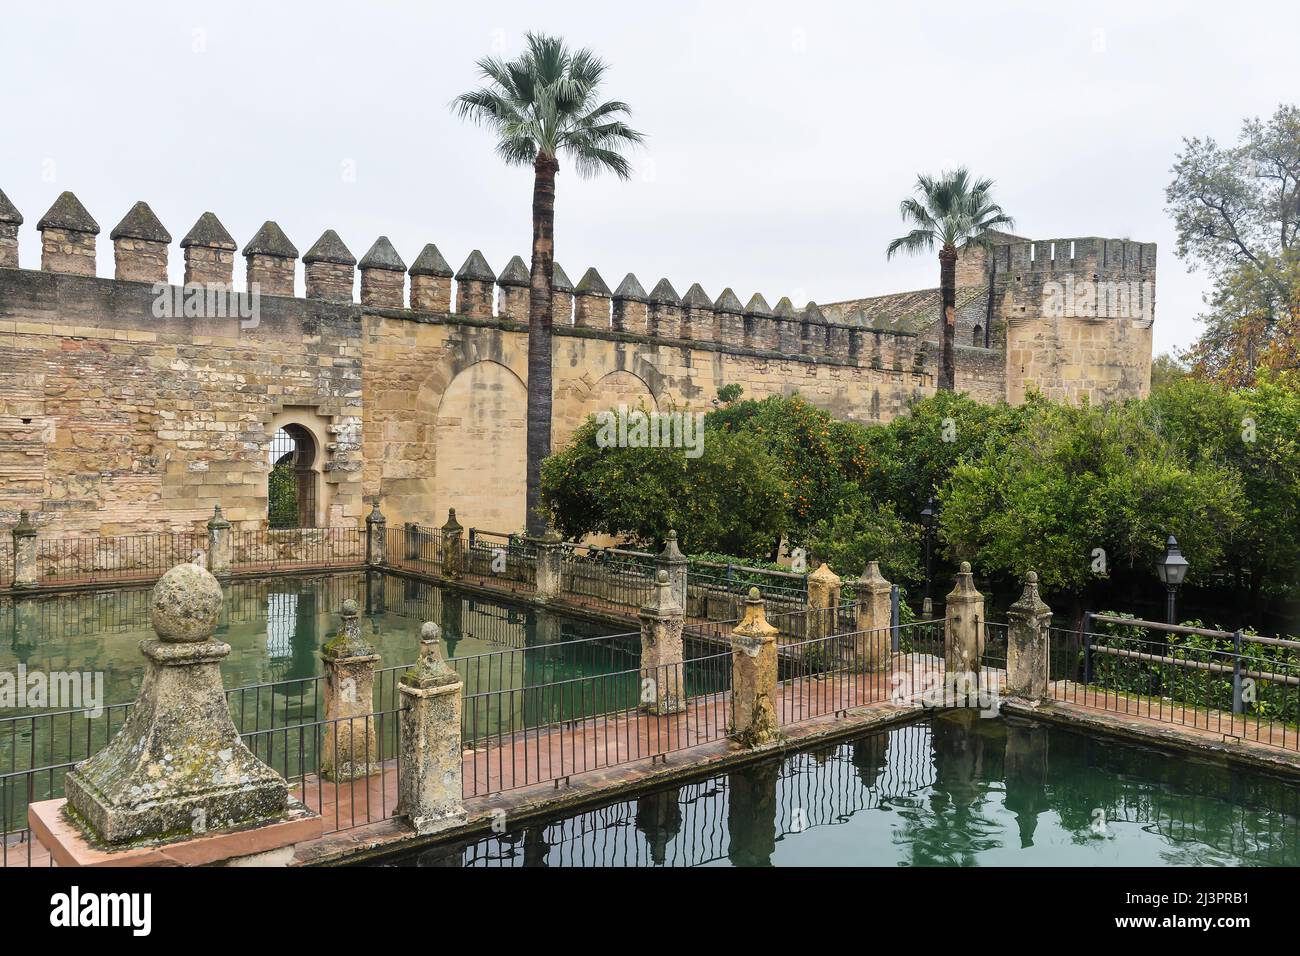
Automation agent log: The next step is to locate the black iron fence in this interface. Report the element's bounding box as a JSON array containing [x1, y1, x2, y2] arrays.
[[230, 526, 366, 573], [32, 532, 205, 587], [559, 544, 657, 613], [1049, 613, 1300, 752]]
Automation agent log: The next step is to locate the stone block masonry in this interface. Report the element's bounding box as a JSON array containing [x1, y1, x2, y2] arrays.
[[0, 187, 1154, 539]]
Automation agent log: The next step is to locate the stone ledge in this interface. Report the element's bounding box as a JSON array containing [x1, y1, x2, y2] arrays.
[[1000, 698, 1300, 779], [30, 797, 323, 867]]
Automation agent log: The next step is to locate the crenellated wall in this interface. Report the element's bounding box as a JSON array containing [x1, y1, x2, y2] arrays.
[[0, 189, 946, 536]]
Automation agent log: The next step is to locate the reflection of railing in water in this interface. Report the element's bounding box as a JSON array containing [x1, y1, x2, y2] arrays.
[[449, 721, 937, 867]]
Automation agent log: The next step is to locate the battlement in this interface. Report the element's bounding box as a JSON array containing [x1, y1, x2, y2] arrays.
[[0, 187, 925, 372], [989, 236, 1156, 278]]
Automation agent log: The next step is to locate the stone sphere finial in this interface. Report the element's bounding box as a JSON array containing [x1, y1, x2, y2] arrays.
[[341, 598, 359, 616], [747, 585, 761, 600], [960, 561, 972, 574], [421, 621, 442, 642], [150, 561, 224, 643], [1025, 570, 1038, 584]]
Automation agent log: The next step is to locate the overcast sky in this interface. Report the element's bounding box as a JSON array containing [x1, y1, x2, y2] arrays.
[[3, 0, 1297, 358]]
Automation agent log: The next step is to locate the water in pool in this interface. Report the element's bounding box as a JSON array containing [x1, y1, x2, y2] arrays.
[[0, 570, 624, 710], [385, 713, 1300, 867]]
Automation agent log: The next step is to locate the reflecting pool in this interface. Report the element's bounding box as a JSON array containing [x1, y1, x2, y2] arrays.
[[0, 570, 623, 711], [384, 713, 1300, 867]]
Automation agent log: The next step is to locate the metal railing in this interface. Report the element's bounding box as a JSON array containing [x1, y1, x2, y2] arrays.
[[462, 649, 734, 797], [230, 526, 366, 573], [559, 545, 657, 614], [1048, 613, 1300, 752], [463, 529, 536, 594], [32, 532, 205, 587]]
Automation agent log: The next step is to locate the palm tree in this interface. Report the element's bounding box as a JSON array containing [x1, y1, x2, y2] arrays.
[[886, 169, 1014, 391], [453, 33, 644, 535]]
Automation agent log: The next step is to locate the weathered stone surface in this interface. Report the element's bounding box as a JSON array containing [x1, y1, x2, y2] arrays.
[[62, 562, 290, 845], [321, 599, 380, 781], [398, 622, 466, 835], [853, 561, 892, 672], [729, 587, 780, 747], [410, 243, 453, 312], [806, 562, 842, 642], [150, 561, 225, 642], [1006, 571, 1051, 701], [945, 560, 985, 675], [455, 250, 495, 317], [639, 569, 686, 714]]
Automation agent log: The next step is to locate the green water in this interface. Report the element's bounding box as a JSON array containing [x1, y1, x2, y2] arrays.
[[0, 570, 623, 710], [387, 713, 1300, 867]]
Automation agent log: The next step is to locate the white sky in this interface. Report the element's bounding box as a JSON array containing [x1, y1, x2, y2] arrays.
[[3, 0, 1297, 359]]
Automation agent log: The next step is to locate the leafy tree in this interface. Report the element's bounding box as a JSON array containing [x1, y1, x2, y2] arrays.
[[706, 394, 873, 546], [539, 412, 789, 556], [1149, 376, 1300, 605], [1166, 104, 1300, 384], [940, 400, 1243, 597], [809, 499, 921, 584], [453, 33, 644, 534], [1149, 352, 1190, 391], [886, 169, 1015, 390]]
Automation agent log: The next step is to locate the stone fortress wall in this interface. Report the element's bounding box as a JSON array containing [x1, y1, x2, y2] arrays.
[[0, 188, 1153, 535]]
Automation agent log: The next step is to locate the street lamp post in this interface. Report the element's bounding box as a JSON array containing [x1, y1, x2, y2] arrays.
[[921, 496, 937, 617], [1155, 534, 1190, 625]]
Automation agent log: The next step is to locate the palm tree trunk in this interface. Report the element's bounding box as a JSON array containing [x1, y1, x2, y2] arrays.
[[525, 152, 559, 536], [938, 244, 957, 391]]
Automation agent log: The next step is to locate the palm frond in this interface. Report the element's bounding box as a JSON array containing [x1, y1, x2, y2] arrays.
[[453, 32, 642, 175]]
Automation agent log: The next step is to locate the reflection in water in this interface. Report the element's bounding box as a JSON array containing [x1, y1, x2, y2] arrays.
[[0, 571, 623, 713], [387, 715, 1300, 867]]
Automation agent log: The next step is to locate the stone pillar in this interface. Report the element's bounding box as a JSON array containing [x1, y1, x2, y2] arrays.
[[1006, 571, 1052, 701], [0, 188, 21, 269], [181, 211, 237, 287], [11, 510, 37, 589], [398, 622, 467, 836], [551, 263, 575, 325], [801, 303, 828, 355], [854, 561, 893, 672], [496, 255, 530, 320], [729, 588, 780, 747], [680, 283, 714, 342], [207, 505, 231, 577], [62, 562, 290, 844], [303, 229, 356, 302], [455, 250, 495, 318], [639, 570, 686, 714], [321, 600, 380, 781], [945, 561, 985, 675], [37, 191, 99, 276], [242, 220, 298, 296], [403, 521, 420, 561], [359, 237, 406, 308], [574, 267, 612, 329], [743, 294, 775, 350], [534, 526, 564, 602], [657, 529, 688, 611], [648, 278, 682, 339], [613, 273, 649, 334], [409, 243, 454, 312], [806, 562, 841, 643], [110, 200, 171, 283], [365, 498, 387, 566], [712, 288, 745, 347], [774, 297, 801, 353], [441, 508, 464, 577]]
